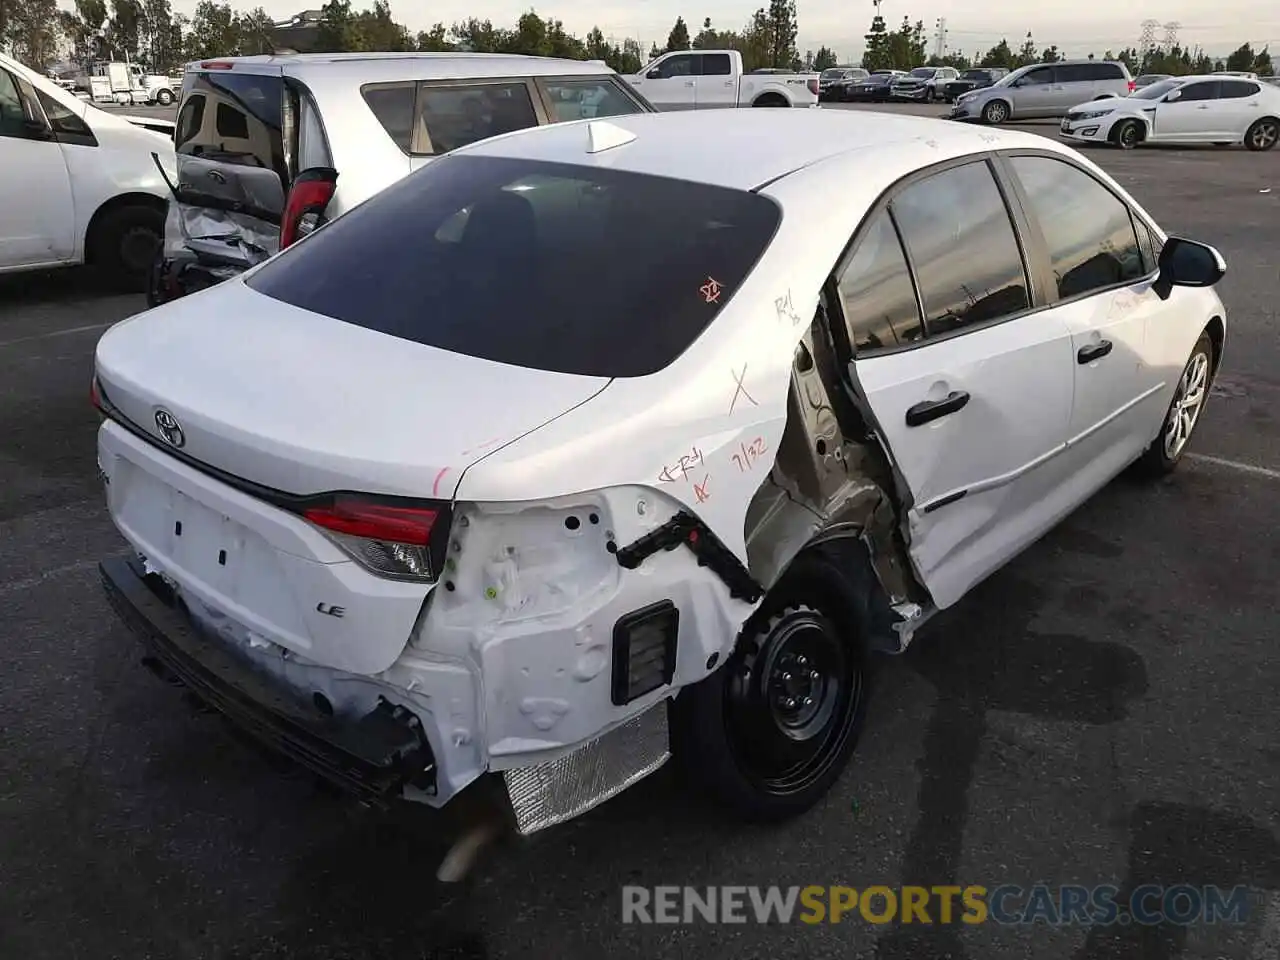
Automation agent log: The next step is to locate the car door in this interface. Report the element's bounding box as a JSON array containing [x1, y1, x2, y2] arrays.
[[632, 53, 698, 110], [1048, 63, 1093, 113], [1215, 79, 1265, 137], [840, 159, 1077, 609], [0, 65, 74, 270], [1009, 65, 1057, 117], [1152, 80, 1221, 140], [1002, 152, 1166, 490], [692, 52, 738, 108]]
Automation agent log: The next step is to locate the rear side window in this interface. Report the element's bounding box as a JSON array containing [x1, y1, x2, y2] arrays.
[[1083, 63, 1124, 81], [539, 77, 645, 122], [362, 84, 415, 152], [889, 162, 1030, 335], [1008, 155, 1145, 300], [420, 82, 538, 153], [1056, 64, 1091, 83], [1219, 80, 1261, 98], [246, 155, 782, 378], [836, 211, 924, 353]]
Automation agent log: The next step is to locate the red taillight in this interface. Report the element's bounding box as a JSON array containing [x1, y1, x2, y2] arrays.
[[304, 497, 439, 547], [280, 167, 339, 249], [91, 374, 104, 412], [807, 78, 819, 96], [201, 61, 235, 70], [1128, 80, 1136, 93]]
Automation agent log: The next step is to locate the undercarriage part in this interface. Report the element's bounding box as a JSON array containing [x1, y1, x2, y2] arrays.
[[501, 702, 670, 835], [615, 511, 764, 603]]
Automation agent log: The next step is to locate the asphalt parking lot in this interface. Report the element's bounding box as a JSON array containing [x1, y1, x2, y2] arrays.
[[3, 103, 1279, 960]]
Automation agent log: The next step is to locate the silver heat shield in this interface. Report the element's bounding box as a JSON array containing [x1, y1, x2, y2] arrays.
[[502, 702, 671, 835]]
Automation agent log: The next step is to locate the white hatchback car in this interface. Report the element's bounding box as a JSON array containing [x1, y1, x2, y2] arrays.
[[0, 53, 174, 288], [1062, 74, 1280, 150], [95, 109, 1226, 870]]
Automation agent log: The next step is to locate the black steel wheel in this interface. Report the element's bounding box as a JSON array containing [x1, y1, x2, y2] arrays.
[[670, 549, 872, 821]]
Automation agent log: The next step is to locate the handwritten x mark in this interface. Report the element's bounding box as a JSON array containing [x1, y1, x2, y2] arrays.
[[693, 475, 710, 503], [729, 364, 758, 415]]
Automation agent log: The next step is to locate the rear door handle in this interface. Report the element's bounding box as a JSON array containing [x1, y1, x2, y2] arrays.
[[1197, 104, 1209, 109], [684, 81, 695, 87], [905, 390, 970, 427], [1077, 340, 1114, 363]]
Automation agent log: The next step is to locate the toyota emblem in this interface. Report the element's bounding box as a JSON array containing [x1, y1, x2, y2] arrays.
[[154, 409, 185, 448]]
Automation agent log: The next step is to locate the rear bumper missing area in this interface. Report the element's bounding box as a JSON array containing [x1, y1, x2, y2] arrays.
[[100, 553, 673, 834], [99, 554, 438, 806]]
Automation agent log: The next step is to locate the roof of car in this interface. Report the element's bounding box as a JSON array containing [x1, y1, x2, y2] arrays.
[[456, 107, 1055, 192], [183, 52, 617, 82]]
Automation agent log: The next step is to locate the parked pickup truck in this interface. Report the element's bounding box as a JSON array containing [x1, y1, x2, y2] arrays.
[[624, 49, 819, 108]]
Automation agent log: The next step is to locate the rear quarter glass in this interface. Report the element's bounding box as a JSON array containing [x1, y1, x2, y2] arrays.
[[245, 154, 782, 379]]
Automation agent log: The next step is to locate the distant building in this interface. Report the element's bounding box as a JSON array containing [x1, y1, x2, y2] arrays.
[[271, 9, 324, 53]]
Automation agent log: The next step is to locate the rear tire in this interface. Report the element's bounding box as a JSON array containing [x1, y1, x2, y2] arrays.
[[1133, 331, 1215, 477], [1244, 117, 1279, 151], [89, 204, 165, 294], [155, 88, 174, 106], [670, 550, 871, 822], [753, 93, 789, 107]]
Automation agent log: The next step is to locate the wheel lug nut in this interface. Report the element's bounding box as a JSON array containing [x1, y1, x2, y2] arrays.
[[784, 697, 797, 709], [803, 696, 813, 706], [781, 671, 792, 682], [796, 655, 807, 666], [809, 670, 819, 681]]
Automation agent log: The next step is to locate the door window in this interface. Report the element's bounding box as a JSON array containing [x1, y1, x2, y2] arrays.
[[1055, 64, 1091, 83], [1175, 81, 1219, 102], [362, 83, 416, 152], [175, 93, 206, 147], [0, 69, 37, 140], [34, 89, 96, 145], [700, 54, 733, 76], [1008, 155, 1146, 300], [889, 161, 1031, 336], [1018, 67, 1053, 86], [538, 77, 646, 121], [836, 210, 925, 354], [652, 55, 698, 78], [419, 82, 538, 153]]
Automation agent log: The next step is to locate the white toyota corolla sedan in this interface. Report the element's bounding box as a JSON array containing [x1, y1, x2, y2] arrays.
[[1061, 74, 1280, 150], [93, 108, 1227, 872]]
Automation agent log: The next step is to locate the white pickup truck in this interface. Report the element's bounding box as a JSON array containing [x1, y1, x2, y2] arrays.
[[624, 49, 819, 109]]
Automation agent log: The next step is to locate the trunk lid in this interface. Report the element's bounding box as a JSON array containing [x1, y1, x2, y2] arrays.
[[94, 279, 611, 501]]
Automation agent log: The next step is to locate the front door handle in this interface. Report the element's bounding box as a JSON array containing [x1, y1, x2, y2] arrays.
[[1077, 340, 1114, 363], [905, 390, 970, 427], [684, 81, 695, 87], [1196, 104, 1209, 109]]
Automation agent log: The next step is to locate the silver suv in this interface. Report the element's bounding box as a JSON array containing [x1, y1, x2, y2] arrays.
[[947, 60, 1134, 124], [152, 53, 654, 304]]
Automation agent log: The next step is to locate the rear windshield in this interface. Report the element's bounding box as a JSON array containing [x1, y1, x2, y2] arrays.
[[176, 71, 286, 184], [246, 155, 782, 378]]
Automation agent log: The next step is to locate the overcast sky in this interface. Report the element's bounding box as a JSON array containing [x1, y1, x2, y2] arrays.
[[165, 0, 1280, 60]]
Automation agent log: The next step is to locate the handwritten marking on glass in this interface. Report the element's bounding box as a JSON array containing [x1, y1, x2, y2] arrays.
[[729, 364, 758, 415], [700, 277, 724, 304], [693, 475, 711, 503], [731, 437, 769, 473]]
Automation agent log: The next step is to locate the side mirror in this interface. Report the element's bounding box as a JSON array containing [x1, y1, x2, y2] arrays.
[[1152, 236, 1225, 300], [1164, 89, 1182, 102], [646, 68, 662, 79]]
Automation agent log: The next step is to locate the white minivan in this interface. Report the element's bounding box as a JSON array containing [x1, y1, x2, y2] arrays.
[[0, 53, 175, 290]]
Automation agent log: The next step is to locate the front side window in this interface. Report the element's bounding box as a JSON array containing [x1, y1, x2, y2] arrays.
[[419, 82, 538, 154], [836, 210, 924, 354], [246, 155, 781, 378], [1019, 67, 1054, 86], [890, 162, 1030, 336], [0, 69, 37, 140], [539, 77, 645, 122], [1176, 81, 1219, 102], [652, 55, 697, 78], [1008, 155, 1146, 300]]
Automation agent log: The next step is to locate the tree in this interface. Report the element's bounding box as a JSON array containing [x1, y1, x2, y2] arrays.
[[355, 0, 410, 51], [451, 18, 510, 53], [1041, 45, 1061, 63], [415, 23, 452, 50], [883, 17, 925, 69], [813, 45, 837, 70], [314, 0, 360, 52], [765, 0, 798, 69], [3, 0, 59, 69], [1255, 46, 1273, 76], [186, 0, 239, 58], [862, 12, 890, 71], [1014, 31, 1037, 67], [665, 16, 690, 52], [979, 39, 1014, 69], [1224, 42, 1256, 72], [237, 6, 276, 54]]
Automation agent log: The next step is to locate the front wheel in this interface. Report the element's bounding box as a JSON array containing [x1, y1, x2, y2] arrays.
[[1245, 117, 1279, 152], [155, 88, 174, 106], [1113, 119, 1142, 150], [981, 99, 1009, 124], [1134, 331, 1214, 477], [670, 551, 870, 821], [90, 204, 165, 293]]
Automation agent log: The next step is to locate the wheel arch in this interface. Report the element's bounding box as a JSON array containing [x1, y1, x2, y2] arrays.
[[84, 192, 167, 264], [752, 91, 790, 107], [1205, 314, 1226, 377]]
